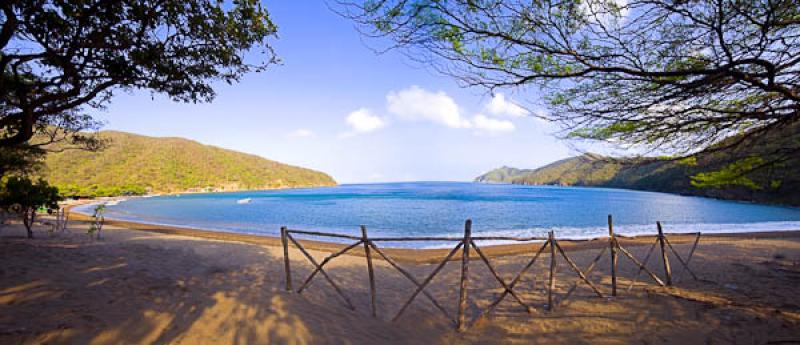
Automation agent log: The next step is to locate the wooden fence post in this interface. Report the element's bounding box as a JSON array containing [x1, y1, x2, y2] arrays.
[[63, 209, 70, 233], [457, 219, 472, 332], [281, 226, 292, 292], [361, 225, 377, 317], [548, 231, 557, 311], [608, 215, 618, 297], [656, 222, 672, 286]]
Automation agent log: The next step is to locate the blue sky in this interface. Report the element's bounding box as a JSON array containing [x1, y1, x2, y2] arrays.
[[90, 1, 577, 183]]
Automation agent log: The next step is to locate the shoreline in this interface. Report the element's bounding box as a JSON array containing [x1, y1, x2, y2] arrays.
[[61, 182, 338, 200], [65, 210, 800, 264]]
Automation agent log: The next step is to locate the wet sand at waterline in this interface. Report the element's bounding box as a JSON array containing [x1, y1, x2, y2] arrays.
[[1, 220, 799, 344]]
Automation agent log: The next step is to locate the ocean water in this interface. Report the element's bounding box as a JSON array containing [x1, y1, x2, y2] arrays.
[[73, 182, 800, 248]]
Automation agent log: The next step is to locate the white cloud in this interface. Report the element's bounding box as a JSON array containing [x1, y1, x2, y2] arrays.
[[345, 108, 387, 133], [386, 85, 471, 128], [344, 86, 522, 137], [485, 93, 529, 117], [472, 114, 515, 132], [286, 129, 315, 138], [580, 0, 629, 26]]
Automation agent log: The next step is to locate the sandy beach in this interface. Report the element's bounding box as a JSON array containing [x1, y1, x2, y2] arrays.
[[2, 218, 800, 344]]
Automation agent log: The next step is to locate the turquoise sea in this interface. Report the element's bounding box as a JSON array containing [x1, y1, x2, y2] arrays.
[[74, 182, 800, 248]]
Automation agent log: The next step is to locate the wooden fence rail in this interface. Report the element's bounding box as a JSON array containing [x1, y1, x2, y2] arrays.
[[281, 215, 702, 331]]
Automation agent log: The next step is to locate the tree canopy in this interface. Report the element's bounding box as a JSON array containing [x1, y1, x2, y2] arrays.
[[1, 0, 278, 149], [339, 0, 800, 177], [0, 144, 43, 178]]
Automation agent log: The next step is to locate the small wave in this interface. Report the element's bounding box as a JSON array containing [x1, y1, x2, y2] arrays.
[[418, 221, 800, 249]]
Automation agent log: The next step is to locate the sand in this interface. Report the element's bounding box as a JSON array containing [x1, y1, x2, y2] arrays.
[[1, 218, 799, 344]]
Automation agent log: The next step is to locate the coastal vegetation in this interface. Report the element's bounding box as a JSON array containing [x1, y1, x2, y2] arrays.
[[476, 154, 798, 206], [0, 176, 62, 238], [40, 130, 337, 197]]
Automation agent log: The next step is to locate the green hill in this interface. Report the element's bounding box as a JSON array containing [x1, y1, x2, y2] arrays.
[[476, 128, 800, 206], [474, 166, 536, 184], [40, 131, 336, 197], [475, 153, 622, 186]]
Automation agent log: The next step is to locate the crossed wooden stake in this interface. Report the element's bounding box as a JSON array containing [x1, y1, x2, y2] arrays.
[[624, 222, 701, 290], [280, 216, 701, 332]]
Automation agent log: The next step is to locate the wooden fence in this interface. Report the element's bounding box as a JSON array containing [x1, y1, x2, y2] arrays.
[[280, 215, 701, 331]]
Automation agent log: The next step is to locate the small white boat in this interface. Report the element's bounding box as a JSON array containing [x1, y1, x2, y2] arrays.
[[237, 198, 252, 204]]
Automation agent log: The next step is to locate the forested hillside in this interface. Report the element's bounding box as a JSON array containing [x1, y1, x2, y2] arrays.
[[41, 131, 336, 197], [476, 127, 800, 206]]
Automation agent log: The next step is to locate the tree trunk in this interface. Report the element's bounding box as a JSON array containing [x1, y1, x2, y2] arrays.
[[23, 209, 34, 239]]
